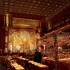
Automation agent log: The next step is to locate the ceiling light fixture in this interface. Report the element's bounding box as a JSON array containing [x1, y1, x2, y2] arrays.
[[60, 6, 61, 7], [48, 3, 49, 5], [56, 5, 57, 7], [51, 10, 52, 11], [38, 2, 40, 3], [35, 7, 37, 8], [4, 10, 7, 11], [62, 17, 63, 18], [43, 8, 45, 9], [21, 5, 22, 6], [30, 6, 32, 8], [31, 13, 32, 14], [38, 14, 40, 15], [33, 1, 36, 2], [59, 19, 60, 20], [10, 3, 13, 5], [5, 2, 8, 4], [10, 10, 12, 12], [26, 12, 28, 14], [45, 15, 46, 16]]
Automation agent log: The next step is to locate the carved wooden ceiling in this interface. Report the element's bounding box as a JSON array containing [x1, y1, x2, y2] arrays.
[[0, 0, 70, 19]]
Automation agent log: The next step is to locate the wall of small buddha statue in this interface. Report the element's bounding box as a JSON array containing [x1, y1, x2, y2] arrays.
[[37, 24, 70, 58]]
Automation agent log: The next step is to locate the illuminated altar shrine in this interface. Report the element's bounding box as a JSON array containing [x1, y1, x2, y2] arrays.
[[8, 28, 37, 53], [4, 14, 41, 53]]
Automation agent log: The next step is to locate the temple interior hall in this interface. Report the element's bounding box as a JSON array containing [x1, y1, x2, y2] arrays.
[[0, 0, 70, 70]]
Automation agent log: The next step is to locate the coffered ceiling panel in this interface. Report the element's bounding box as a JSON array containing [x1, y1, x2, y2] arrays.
[[0, 0, 70, 19]]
